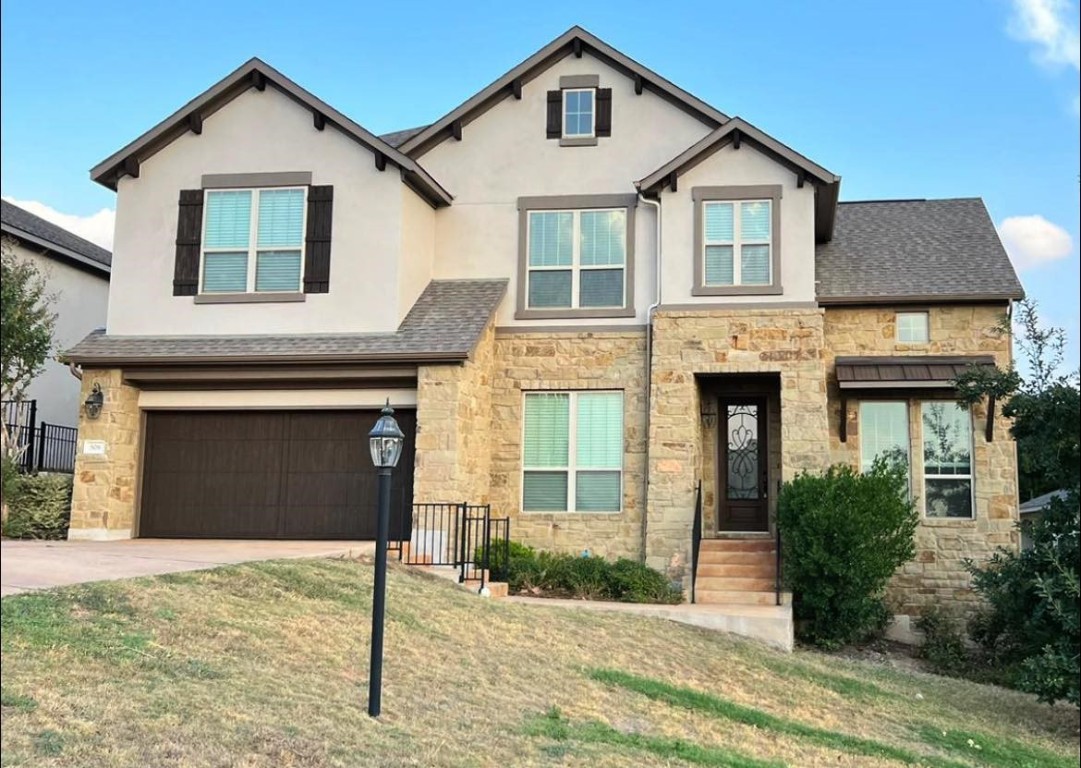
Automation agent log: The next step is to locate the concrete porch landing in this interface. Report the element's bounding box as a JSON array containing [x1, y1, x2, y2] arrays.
[[505, 596, 793, 652]]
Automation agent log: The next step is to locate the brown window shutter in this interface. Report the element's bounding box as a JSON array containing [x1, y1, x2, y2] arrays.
[[595, 88, 612, 137], [173, 189, 203, 296], [546, 90, 562, 139], [304, 185, 333, 293]]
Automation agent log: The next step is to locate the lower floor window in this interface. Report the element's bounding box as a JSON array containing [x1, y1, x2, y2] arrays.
[[522, 390, 623, 512], [921, 402, 974, 518]]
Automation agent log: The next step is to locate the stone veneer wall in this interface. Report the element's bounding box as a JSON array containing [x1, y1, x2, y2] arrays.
[[823, 305, 1019, 627], [414, 323, 496, 505], [487, 329, 648, 560], [647, 308, 830, 587], [68, 369, 142, 539]]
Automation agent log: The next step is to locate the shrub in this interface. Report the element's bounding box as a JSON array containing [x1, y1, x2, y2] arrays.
[[501, 543, 681, 604], [1, 472, 73, 539], [474, 540, 534, 581], [778, 460, 918, 649], [916, 607, 972, 677], [968, 489, 1080, 706]]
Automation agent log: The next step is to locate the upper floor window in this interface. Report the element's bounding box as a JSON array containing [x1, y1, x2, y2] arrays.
[[692, 185, 782, 297], [897, 311, 930, 343], [516, 194, 637, 320], [201, 187, 306, 294], [563, 89, 594, 138], [703, 200, 772, 287]]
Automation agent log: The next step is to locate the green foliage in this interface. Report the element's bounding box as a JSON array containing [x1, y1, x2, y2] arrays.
[[504, 544, 681, 604], [1, 473, 73, 539], [474, 539, 534, 581], [968, 489, 1080, 706], [1, 452, 19, 508], [916, 607, 975, 678], [0, 238, 56, 400], [777, 461, 918, 648], [954, 300, 1080, 500]]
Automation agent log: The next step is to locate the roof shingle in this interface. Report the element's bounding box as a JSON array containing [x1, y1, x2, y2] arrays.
[[63, 279, 507, 365], [1, 199, 112, 270], [815, 198, 1024, 303]]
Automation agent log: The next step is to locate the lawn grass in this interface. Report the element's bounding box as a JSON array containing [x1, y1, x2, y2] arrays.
[[1, 557, 1077, 767]]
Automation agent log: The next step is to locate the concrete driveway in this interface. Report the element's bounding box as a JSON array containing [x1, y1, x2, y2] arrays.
[[0, 539, 375, 597]]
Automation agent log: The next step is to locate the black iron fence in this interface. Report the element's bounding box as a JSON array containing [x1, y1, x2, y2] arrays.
[[389, 501, 511, 590], [1, 400, 78, 474]]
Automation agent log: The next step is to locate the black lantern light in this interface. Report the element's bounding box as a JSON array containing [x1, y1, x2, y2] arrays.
[[84, 383, 104, 419]]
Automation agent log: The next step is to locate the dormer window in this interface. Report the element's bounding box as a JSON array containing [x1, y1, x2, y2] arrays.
[[563, 89, 594, 138]]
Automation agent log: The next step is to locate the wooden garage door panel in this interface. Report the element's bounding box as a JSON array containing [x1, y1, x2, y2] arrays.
[[140, 410, 415, 539]]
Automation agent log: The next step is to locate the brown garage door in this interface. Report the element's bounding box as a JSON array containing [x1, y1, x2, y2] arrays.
[[139, 410, 415, 539]]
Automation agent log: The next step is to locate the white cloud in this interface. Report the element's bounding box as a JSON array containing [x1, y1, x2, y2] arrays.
[[2, 197, 115, 250], [1009, 0, 1081, 69], [998, 214, 1074, 270], [1008, 0, 1081, 113]]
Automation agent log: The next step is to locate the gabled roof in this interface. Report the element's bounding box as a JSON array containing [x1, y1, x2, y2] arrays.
[[398, 26, 729, 158], [89, 59, 452, 208], [637, 117, 842, 242], [63, 279, 507, 366], [815, 198, 1025, 304], [1, 199, 111, 276], [1019, 489, 1070, 514]]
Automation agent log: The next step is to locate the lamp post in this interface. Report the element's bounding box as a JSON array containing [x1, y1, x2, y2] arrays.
[[367, 399, 404, 718]]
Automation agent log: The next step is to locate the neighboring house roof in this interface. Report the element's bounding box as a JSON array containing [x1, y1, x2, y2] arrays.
[[1019, 489, 1070, 515], [89, 59, 452, 208], [1, 199, 112, 276], [835, 355, 995, 389], [380, 126, 429, 148], [63, 279, 507, 366], [398, 25, 729, 158], [816, 198, 1025, 304], [636, 116, 841, 242]]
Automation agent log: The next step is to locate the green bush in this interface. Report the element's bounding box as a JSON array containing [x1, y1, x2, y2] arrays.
[[474, 540, 534, 581], [1, 472, 73, 540], [916, 607, 973, 677], [502, 543, 681, 604], [1, 452, 19, 508], [778, 461, 918, 649], [968, 489, 1080, 706]]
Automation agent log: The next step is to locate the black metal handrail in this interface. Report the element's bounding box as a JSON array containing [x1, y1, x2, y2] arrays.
[[393, 501, 510, 589], [691, 480, 703, 604], [775, 511, 783, 606]]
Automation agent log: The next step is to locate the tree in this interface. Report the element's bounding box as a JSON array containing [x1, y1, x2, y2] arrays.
[[0, 236, 57, 516], [955, 300, 1080, 499]]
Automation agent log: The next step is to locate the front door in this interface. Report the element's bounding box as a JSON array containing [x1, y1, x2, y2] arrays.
[[717, 398, 769, 532]]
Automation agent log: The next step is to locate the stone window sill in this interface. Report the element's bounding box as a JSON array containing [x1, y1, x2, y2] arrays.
[[919, 517, 977, 526], [691, 285, 784, 297], [515, 306, 636, 321], [193, 292, 307, 305], [559, 137, 598, 147]]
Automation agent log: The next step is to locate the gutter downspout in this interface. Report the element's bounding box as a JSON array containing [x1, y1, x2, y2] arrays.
[[638, 192, 662, 564]]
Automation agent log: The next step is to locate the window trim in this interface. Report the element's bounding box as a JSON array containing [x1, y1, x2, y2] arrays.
[[521, 390, 625, 514], [199, 186, 308, 296], [691, 185, 782, 296], [919, 401, 975, 520], [896, 311, 930, 344], [515, 194, 637, 320]]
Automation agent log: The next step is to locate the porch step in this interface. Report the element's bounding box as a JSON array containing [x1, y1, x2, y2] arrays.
[[695, 576, 777, 593], [695, 563, 776, 579], [696, 550, 776, 566], [699, 538, 775, 553], [695, 590, 787, 607]]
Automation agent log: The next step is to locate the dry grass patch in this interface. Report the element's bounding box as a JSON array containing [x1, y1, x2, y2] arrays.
[[2, 558, 1077, 767]]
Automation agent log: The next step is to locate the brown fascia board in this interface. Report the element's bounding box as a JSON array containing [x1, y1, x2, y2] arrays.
[[67, 350, 469, 367], [399, 25, 730, 158], [0, 224, 111, 278], [89, 58, 453, 208], [818, 294, 1022, 306]]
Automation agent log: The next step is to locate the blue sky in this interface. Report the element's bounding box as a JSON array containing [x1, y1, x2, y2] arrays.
[[2, 0, 1078, 365]]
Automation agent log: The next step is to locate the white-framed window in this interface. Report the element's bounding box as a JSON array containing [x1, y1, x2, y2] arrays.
[[201, 187, 306, 294], [860, 401, 911, 491], [897, 311, 930, 343], [522, 391, 623, 513], [526, 208, 626, 309], [702, 200, 772, 286], [563, 88, 595, 138], [921, 402, 974, 518]]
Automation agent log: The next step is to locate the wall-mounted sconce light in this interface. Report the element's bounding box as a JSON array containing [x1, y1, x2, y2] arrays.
[[700, 399, 718, 428], [84, 383, 104, 419]]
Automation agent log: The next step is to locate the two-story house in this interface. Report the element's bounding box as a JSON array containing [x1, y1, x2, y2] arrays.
[[65, 27, 1023, 631]]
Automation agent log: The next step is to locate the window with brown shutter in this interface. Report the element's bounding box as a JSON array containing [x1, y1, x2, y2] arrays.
[[173, 189, 204, 296], [546, 91, 562, 139], [303, 185, 333, 293], [595, 88, 612, 137]]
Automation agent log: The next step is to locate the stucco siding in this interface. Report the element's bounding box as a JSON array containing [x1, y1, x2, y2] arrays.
[[15, 241, 109, 425], [107, 87, 407, 337], [399, 186, 436, 326]]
